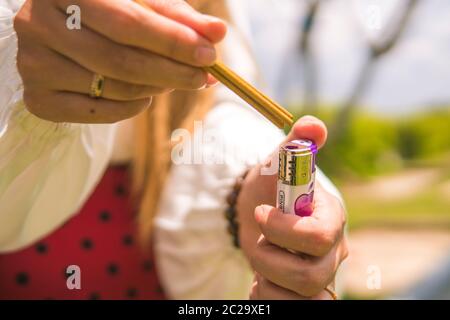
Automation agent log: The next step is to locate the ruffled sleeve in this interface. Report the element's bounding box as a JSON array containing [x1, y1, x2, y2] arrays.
[[0, 1, 116, 253], [154, 101, 286, 299]]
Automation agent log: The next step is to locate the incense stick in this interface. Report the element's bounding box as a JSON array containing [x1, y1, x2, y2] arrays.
[[206, 65, 284, 128], [206, 62, 293, 128], [135, 0, 294, 128]]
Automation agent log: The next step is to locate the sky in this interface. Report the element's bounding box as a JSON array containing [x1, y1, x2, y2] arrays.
[[243, 0, 450, 116]]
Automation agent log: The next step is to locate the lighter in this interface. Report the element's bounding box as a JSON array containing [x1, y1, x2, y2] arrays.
[[276, 139, 318, 217]]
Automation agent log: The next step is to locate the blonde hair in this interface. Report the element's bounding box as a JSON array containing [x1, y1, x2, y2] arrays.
[[132, 0, 229, 244]]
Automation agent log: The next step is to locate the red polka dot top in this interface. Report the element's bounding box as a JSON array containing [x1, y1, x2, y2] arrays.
[[0, 165, 166, 300]]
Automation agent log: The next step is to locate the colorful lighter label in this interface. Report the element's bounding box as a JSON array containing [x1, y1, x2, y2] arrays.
[[276, 139, 317, 217], [276, 174, 315, 217]]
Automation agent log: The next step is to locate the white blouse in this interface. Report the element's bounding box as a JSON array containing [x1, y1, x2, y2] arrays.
[[0, 0, 341, 299]]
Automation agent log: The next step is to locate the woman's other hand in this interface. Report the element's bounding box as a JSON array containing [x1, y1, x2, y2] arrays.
[[14, 0, 226, 123], [237, 116, 348, 299]]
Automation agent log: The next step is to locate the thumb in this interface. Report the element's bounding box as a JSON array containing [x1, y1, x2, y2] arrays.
[[258, 115, 327, 177], [143, 0, 227, 43], [285, 115, 328, 149]]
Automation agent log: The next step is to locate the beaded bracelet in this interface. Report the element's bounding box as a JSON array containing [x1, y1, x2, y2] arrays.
[[225, 170, 249, 248]]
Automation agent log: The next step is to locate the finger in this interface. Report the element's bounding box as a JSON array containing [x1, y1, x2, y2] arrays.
[[23, 89, 151, 124], [250, 274, 309, 300], [56, 0, 218, 66], [249, 236, 338, 297], [256, 115, 328, 179], [254, 186, 345, 256], [285, 115, 328, 148], [22, 45, 171, 100], [143, 0, 227, 43], [30, 6, 208, 89]]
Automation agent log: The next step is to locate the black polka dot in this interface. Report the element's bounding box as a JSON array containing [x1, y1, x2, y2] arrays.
[[142, 260, 153, 272], [15, 272, 29, 286], [99, 210, 111, 222], [63, 267, 71, 279], [115, 184, 126, 196], [107, 263, 119, 276], [122, 234, 133, 246], [126, 288, 138, 299], [81, 238, 94, 250], [89, 292, 101, 300], [36, 243, 48, 254]]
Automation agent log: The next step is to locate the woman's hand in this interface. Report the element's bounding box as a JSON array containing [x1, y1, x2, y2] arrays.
[[14, 0, 226, 123], [249, 184, 348, 299], [237, 116, 348, 299]]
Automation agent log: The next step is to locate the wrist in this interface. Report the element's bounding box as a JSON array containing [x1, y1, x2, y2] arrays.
[[224, 169, 249, 248]]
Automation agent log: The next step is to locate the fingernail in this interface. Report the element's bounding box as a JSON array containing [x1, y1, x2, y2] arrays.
[[205, 82, 219, 89], [195, 46, 216, 65], [255, 205, 269, 223], [203, 14, 223, 24], [300, 115, 317, 123], [196, 84, 207, 90], [145, 97, 153, 108], [205, 76, 219, 88]]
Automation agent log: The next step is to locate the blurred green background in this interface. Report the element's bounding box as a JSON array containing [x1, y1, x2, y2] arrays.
[[288, 105, 450, 298], [306, 106, 450, 230], [247, 0, 450, 299]]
